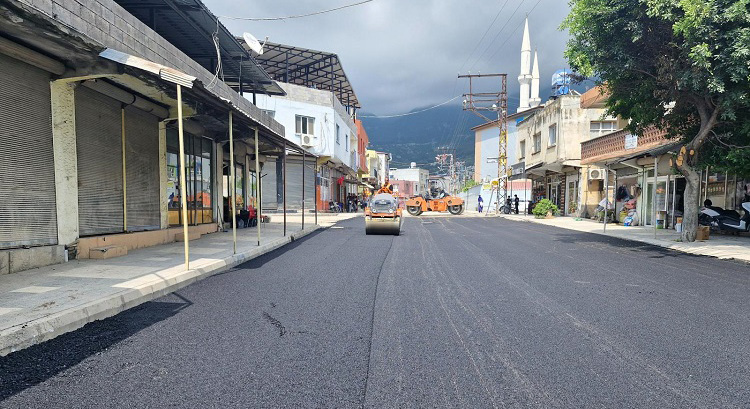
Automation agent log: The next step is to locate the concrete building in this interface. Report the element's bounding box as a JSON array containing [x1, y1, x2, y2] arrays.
[[0, 0, 309, 274], [390, 180, 415, 198], [517, 90, 624, 215], [390, 165, 429, 197], [356, 120, 370, 193], [251, 43, 361, 211]]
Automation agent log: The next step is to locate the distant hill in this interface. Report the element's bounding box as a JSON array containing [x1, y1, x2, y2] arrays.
[[360, 105, 485, 173]]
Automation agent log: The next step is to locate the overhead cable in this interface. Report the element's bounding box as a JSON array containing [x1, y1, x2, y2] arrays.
[[358, 95, 461, 119], [220, 0, 374, 21]]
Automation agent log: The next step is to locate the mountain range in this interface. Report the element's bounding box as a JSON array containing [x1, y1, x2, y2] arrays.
[[360, 104, 485, 173]]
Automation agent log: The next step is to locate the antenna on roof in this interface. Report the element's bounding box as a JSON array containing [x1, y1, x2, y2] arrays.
[[243, 32, 267, 55]]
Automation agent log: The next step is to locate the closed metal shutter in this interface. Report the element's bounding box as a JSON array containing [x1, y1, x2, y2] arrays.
[[0, 53, 58, 248], [75, 86, 124, 236], [261, 157, 278, 211], [284, 156, 316, 210], [124, 105, 160, 231]]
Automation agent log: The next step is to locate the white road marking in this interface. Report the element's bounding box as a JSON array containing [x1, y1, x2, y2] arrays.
[[10, 286, 60, 294]]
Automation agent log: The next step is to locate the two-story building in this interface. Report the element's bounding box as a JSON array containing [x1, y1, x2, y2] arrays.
[[516, 90, 624, 216], [390, 165, 429, 197], [251, 43, 361, 211]]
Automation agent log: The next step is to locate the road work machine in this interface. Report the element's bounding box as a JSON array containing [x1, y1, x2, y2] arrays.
[[365, 183, 403, 235], [404, 187, 464, 216]]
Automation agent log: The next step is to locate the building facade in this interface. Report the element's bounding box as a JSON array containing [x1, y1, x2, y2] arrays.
[[0, 0, 306, 274], [390, 166, 429, 197]]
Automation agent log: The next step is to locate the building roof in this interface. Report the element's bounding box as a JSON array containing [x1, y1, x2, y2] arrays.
[[249, 42, 360, 109], [470, 106, 544, 131], [114, 0, 285, 96]]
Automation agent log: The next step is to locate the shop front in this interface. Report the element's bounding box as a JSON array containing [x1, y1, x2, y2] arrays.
[[167, 128, 214, 227]]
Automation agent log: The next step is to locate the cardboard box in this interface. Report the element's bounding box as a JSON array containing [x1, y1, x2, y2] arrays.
[[696, 226, 710, 241]]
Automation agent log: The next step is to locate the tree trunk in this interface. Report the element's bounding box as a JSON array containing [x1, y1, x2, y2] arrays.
[[679, 165, 701, 242]]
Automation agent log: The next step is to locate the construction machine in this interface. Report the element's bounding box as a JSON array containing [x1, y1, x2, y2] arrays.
[[364, 182, 403, 235], [404, 187, 464, 216]]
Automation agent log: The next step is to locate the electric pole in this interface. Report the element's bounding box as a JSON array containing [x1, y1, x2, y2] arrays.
[[458, 73, 508, 212]]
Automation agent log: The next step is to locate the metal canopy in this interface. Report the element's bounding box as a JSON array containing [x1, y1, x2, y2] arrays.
[[113, 0, 285, 96], [248, 41, 361, 109]]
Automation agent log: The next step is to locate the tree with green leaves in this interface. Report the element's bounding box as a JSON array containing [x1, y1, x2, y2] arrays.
[[563, 0, 750, 241]]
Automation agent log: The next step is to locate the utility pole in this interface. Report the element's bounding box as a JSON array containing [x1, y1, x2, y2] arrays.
[[435, 146, 456, 194], [459, 73, 508, 212]]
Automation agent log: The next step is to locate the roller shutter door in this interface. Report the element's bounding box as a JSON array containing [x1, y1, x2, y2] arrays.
[[284, 157, 316, 210], [124, 106, 160, 231], [261, 157, 279, 211], [75, 87, 124, 236], [0, 53, 58, 248]]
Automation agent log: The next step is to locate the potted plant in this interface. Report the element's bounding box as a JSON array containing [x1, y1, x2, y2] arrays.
[[532, 199, 559, 219]]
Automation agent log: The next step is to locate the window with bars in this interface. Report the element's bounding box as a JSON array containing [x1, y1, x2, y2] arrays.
[[590, 120, 617, 137]]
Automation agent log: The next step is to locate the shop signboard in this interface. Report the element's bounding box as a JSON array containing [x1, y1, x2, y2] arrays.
[[624, 134, 638, 150]]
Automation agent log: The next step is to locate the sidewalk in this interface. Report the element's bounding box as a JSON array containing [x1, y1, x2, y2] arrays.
[[0, 213, 360, 356], [501, 213, 750, 264]]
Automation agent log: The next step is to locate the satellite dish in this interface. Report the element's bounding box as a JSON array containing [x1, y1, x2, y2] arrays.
[[243, 32, 266, 55]]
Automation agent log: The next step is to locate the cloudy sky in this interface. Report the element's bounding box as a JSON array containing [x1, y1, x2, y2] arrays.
[[208, 0, 573, 115]]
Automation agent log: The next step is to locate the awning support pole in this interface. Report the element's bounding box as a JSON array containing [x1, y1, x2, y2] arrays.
[[255, 127, 261, 246], [283, 141, 287, 237], [654, 156, 658, 238], [302, 151, 306, 231], [315, 163, 318, 225], [121, 108, 127, 232], [603, 166, 609, 233], [229, 111, 237, 255], [177, 84, 189, 270]]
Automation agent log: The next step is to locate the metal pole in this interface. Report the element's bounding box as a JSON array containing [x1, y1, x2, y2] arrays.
[[283, 141, 287, 236], [229, 111, 236, 254], [177, 84, 189, 270], [302, 151, 305, 230], [653, 156, 658, 238], [255, 127, 261, 246], [603, 166, 609, 232], [314, 164, 318, 225]]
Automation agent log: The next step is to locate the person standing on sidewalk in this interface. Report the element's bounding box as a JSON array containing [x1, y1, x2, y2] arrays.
[[478, 194, 484, 213], [514, 195, 520, 214]]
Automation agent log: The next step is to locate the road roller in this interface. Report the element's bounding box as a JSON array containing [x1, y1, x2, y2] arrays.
[[365, 183, 403, 235]]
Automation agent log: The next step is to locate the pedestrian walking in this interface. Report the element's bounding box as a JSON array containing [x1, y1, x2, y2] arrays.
[[478, 194, 484, 213], [514, 195, 520, 214]]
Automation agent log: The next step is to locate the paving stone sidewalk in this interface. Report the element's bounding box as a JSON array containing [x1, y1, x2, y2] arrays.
[[0, 213, 360, 356], [501, 213, 750, 264]]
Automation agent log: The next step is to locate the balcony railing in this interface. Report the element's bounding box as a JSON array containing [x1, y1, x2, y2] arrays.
[[581, 127, 669, 164]]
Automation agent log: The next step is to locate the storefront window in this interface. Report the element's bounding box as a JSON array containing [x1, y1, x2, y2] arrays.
[[166, 129, 214, 226]]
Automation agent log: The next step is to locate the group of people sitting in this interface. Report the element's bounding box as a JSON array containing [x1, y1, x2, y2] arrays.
[[223, 197, 257, 228]]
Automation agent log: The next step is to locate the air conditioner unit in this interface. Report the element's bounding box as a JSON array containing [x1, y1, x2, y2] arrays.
[[301, 134, 314, 147], [588, 168, 604, 180]]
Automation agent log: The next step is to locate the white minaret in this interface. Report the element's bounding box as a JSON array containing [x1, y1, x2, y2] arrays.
[[529, 49, 541, 107], [517, 17, 532, 113]]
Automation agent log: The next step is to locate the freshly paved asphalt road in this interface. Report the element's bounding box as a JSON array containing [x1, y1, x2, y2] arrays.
[[2, 215, 750, 408]]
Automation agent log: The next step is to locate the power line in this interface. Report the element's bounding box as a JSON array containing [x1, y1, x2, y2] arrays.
[[457, 0, 511, 73], [486, 0, 545, 63], [358, 95, 460, 118], [468, 0, 526, 71], [219, 0, 374, 21]]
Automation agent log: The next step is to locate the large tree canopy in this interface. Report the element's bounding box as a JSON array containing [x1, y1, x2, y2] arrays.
[[563, 0, 750, 240]]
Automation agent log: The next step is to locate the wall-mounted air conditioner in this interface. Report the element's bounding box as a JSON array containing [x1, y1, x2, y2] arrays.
[[301, 134, 314, 147], [588, 168, 604, 180]]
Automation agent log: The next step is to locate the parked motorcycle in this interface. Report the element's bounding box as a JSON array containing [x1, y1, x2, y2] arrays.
[[700, 202, 750, 234]]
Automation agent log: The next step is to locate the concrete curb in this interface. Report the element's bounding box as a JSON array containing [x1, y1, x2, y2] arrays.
[[501, 215, 750, 264], [0, 226, 321, 356]]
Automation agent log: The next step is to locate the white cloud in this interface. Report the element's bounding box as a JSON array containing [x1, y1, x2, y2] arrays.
[[210, 0, 573, 115]]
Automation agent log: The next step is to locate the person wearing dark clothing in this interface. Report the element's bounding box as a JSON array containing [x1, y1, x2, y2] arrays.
[[514, 195, 520, 214], [478, 194, 484, 213]]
